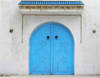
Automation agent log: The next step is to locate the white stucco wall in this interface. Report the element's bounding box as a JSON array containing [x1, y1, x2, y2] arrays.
[[0, 0, 100, 75]]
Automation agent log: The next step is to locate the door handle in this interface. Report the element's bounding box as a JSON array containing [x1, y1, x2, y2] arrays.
[[47, 36, 50, 40], [55, 35, 58, 40]]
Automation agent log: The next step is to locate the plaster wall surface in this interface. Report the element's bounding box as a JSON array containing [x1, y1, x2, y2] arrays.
[[0, 0, 100, 75]]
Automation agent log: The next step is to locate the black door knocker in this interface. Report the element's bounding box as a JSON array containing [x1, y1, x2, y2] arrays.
[[55, 35, 58, 40], [47, 36, 50, 40]]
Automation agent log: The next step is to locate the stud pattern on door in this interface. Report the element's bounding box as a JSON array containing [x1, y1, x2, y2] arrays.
[[29, 23, 74, 75]]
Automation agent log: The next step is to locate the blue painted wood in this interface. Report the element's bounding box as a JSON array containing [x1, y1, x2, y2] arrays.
[[29, 23, 51, 74], [52, 23, 74, 74], [29, 23, 74, 75]]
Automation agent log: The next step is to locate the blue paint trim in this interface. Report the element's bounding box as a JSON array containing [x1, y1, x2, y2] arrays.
[[19, 1, 84, 5]]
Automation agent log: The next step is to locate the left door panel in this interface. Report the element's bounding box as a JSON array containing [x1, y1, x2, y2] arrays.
[[29, 24, 51, 74]]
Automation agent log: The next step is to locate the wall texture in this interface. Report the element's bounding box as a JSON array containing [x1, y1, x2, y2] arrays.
[[0, 0, 100, 75]]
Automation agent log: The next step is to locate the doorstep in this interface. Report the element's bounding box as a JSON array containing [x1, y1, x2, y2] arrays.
[[0, 75, 100, 78]]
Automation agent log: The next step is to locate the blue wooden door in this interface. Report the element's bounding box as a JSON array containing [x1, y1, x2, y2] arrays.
[[52, 23, 74, 74], [29, 23, 51, 74], [29, 23, 74, 75]]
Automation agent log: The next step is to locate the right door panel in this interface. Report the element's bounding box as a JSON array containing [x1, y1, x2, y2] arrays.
[[52, 23, 74, 74]]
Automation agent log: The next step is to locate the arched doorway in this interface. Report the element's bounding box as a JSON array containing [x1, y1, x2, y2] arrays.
[[29, 23, 74, 75]]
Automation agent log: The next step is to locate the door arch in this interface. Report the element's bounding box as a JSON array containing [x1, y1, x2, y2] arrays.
[[29, 22, 74, 75]]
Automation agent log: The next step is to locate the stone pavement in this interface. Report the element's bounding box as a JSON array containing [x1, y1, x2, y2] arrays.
[[0, 75, 100, 78]]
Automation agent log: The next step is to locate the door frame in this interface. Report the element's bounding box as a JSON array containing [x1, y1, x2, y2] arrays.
[[29, 22, 74, 75], [21, 15, 81, 75]]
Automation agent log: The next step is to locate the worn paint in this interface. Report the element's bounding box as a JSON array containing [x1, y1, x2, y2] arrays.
[[21, 15, 23, 43], [18, 1, 84, 13], [19, 5, 84, 12]]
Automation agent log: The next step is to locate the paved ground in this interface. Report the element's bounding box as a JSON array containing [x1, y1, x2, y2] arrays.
[[0, 75, 100, 78]]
